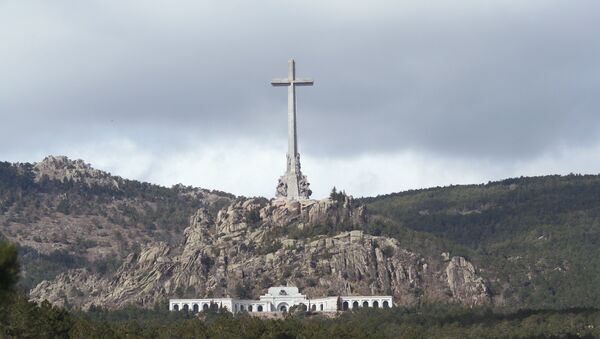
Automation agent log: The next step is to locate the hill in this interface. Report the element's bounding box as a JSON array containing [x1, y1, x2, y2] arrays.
[[1, 156, 600, 310], [0, 156, 233, 289], [362, 174, 600, 308]]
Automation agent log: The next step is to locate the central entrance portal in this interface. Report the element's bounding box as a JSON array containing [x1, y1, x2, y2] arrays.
[[278, 303, 289, 312]]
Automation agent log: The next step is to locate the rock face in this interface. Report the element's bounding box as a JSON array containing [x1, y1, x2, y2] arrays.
[[445, 257, 489, 306], [30, 197, 490, 309]]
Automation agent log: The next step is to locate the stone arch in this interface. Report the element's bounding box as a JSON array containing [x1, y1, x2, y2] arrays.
[[342, 301, 349, 310], [352, 301, 359, 309], [203, 303, 209, 311], [363, 301, 369, 308], [248, 305, 253, 312], [320, 304, 324, 311], [299, 303, 307, 311], [278, 302, 289, 312], [373, 301, 379, 308], [193, 304, 199, 313], [240, 305, 245, 311], [183, 304, 189, 311], [383, 300, 390, 308], [173, 304, 179, 311], [257, 305, 263, 312], [311, 304, 316, 311]]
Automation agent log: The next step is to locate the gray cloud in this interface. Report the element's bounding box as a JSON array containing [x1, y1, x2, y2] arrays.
[[1, 1, 600, 190]]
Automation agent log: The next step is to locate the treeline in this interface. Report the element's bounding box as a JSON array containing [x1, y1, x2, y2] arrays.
[[3, 295, 600, 338], [79, 306, 600, 338]]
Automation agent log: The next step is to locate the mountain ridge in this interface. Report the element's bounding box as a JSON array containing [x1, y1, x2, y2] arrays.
[[2, 155, 600, 310]]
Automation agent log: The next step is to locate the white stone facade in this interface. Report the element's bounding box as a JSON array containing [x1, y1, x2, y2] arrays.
[[169, 286, 393, 314]]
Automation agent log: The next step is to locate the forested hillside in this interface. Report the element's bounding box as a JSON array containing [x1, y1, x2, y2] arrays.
[[362, 174, 600, 309]]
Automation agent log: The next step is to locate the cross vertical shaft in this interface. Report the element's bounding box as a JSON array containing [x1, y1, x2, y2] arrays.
[[271, 59, 313, 200], [287, 60, 298, 172]]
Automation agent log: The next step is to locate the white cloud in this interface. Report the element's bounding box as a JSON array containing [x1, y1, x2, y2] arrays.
[[25, 136, 600, 199]]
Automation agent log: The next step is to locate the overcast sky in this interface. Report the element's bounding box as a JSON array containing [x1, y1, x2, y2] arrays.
[[1, 1, 600, 198]]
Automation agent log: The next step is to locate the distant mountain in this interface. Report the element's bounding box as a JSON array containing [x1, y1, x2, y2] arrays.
[[2, 156, 600, 310]]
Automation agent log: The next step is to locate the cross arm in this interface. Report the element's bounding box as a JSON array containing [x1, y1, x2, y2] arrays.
[[271, 79, 291, 86], [271, 78, 314, 87], [293, 78, 313, 86]]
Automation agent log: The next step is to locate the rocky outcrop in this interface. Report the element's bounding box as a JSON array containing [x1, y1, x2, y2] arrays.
[[263, 196, 365, 228], [33, 155, 120, 189], [31, 269, 104, 309], [30, 197, 490, 310], [445, 256, 490, 306]]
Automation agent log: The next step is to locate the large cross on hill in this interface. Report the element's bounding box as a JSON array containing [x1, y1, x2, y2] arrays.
[[271, 59, 313, 200]]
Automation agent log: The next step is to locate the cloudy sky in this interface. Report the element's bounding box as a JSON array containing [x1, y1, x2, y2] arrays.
[[1, 1, 600, 198]]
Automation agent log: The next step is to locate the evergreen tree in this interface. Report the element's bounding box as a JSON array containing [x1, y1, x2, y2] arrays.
[[0, 242, 19, 293]]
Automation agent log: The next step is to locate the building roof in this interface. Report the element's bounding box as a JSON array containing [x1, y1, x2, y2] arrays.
[[262, 286, 303, 298]]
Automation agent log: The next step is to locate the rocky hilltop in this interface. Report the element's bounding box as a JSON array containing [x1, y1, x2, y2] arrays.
[[33, 156, 122, 189], [30, 195, 490, 309]]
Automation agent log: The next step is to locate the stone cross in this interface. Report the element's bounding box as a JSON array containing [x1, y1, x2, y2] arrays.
[[271, 59, 313, 200]]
